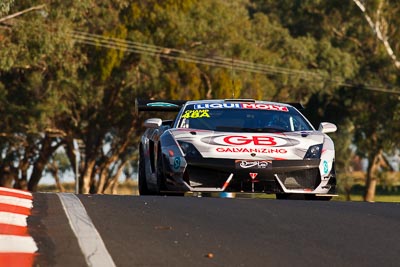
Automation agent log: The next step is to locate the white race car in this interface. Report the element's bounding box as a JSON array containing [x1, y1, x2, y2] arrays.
[[137, 99, 337, 200]]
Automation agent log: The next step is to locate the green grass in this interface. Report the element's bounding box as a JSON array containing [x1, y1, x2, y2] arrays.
[[333, 194, 400, 202], [333, 184, 400, 202]]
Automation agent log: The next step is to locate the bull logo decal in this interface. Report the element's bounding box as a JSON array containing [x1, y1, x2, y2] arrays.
[[249, 173, 258, 180]]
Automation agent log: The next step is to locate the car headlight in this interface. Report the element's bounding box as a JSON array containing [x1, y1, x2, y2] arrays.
[[304, 144, 323, 159], [177, 141, 202, 158]]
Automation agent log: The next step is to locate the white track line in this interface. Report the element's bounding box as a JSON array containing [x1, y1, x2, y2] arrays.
[[57, 193, 116, 267], [0, 235, 38, 253]]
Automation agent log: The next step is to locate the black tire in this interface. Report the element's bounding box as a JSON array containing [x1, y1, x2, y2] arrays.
[[155, 146, 185, 196], [155, 147, 166, 195], [138, 147, 150, 195]]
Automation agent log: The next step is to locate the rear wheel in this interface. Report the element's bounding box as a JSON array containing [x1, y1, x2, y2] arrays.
[[138, 147, 150, 195]]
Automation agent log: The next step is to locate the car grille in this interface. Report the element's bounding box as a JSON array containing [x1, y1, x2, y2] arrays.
[[276, 168, 321, 190], [184, 160, 321, 193], [184, 165, 282, 193], [185, 166, 231, 187]]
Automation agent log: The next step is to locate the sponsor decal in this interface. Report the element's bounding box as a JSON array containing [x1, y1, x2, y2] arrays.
[[203, 135, 296, 147], [193, 103, 288, 112], [217, 147, 287, 153], [224, 135, 277, 146], [249, 173, 258, 180], [241, 103, 288, 112], [193, 103, 242, 109], [181, 109, 210, 119], [173, 157, 181, 170], [323, 160, 329, 174], [147, 102, 179, 107], [235, 160, 272, 169]]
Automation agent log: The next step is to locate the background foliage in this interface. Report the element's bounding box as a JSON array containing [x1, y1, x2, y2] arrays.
[[0, 0, 399, 200]]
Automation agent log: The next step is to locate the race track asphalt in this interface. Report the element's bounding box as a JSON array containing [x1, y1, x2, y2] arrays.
[[31, 193, 400, 267]]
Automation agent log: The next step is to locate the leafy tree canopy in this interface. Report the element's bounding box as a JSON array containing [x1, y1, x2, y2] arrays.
[[0, 0, 398, 199]]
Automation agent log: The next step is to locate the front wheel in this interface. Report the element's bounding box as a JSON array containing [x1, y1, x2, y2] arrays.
[[138, 147, 150, 195]]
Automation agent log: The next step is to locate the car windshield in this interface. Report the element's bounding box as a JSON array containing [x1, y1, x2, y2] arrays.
[[176, 103, 314, 132]]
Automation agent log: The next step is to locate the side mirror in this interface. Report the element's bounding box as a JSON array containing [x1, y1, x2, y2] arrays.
[[318, 122, 337, 134], [144, 118, 162, 129]]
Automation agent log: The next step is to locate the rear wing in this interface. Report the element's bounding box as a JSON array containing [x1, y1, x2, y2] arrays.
[[135, 99, 187, 114]]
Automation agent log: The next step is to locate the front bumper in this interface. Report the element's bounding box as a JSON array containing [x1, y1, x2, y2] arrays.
[[180, 158, 335, 194]]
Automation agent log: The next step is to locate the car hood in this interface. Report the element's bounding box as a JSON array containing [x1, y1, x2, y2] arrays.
[[169, 128, 325, 160]]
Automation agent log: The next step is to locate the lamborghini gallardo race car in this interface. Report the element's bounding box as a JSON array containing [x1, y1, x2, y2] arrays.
[[137, 98, 337, 200]]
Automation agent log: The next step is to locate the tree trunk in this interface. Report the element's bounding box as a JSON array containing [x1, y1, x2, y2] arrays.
[[14, 147, 32, 190], [104, 161, 126, 194], [81, 159, 96, 194], [0, 5, 46, 23], [201, 71, 213, 99], [345, 187, 352, 201], [353, 0, 400, 69], [64, 136, 79, 192], [96, 153, 122, 194], [54, 172, 65, 192], [48, 161, 65, 192], [0, 164, 18, 188], [96, 161, 112, 194], [364, 170, 377, 202], [28, 136, 61, 192], [363, 150, 382, 202]]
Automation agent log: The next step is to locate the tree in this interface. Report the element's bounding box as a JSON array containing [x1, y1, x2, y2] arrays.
[[0, 0, 14, 18], [75, 0, 355, 193], [1, 0, 397, 197], [45, 149, 71, 192], [353, 0, 400, 69], [0, 1, 89, 191], [346, 1, 400, 201], [251, 0, 400, 201]]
